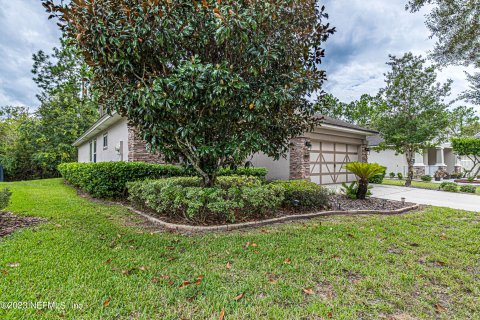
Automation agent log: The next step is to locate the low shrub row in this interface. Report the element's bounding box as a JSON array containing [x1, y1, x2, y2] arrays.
[[128, 176, 284, 223], [438, 182, 477, 193], [128, 177, 330, 223], [58, 162, 268, 199]]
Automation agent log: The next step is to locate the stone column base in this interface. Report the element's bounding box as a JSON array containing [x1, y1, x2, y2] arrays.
[[454, 165, 462, 174], [413, 165, 425, 178], [289, 137, 310, 180]]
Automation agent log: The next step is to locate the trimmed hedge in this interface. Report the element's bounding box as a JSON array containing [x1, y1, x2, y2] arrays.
[[58, 162, 268, 199], [270, 180, 330, 210], [439, 182, 458, 193], [459, 185, 476, 193], [421, 175, 433, 182], [128, 176, 283, 223]]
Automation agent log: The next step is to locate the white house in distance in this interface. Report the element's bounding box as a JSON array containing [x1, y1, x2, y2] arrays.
[[367, 135, 474, 177], [73, 113, 378, 185]]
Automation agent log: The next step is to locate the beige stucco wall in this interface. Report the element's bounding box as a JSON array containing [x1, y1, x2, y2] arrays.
[[368, 149, 408, 175], [248, 152, 290, 181], [77, 118, 129, 163]]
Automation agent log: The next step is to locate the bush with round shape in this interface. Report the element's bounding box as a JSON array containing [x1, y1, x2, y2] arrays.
[[421, 175, 433, 182], [368, 165, 387, 184], [389, 172, 395, 179], [439, 182, 458, 192], [270, 180, 330, 211], [459, 185, 476, 193], [397, 172, 403, 180]]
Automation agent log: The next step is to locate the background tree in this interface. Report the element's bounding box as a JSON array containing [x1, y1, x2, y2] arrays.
[[406, 0, 479, 104], [463, 122, 480, 137], [0, 41, 97, 181], [376, 53, 451, 187], [451, 137, 480, 178], [448, 105, 479, 137], [44, 0, 335, 186], [316, 93, 383, 128]]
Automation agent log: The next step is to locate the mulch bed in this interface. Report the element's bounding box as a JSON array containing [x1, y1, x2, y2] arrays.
[[0, 212, 43, 238], [454, 179, 480, 184], [133, 195, 416, 227], [329, 195, 415, 211]]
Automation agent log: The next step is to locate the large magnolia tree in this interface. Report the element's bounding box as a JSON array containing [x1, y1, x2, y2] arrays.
[[43, 0, 335, 186], [376, 53, 451, 187]]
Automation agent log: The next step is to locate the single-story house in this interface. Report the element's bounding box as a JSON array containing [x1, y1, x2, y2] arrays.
[[73, 113, 378, 185], [367, 135, 474, 177]]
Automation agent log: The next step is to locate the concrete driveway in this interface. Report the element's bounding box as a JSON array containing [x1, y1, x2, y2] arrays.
[[371, 184, 480, 212]]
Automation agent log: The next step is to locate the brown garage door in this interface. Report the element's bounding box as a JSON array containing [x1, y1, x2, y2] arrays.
[[309, 140, 359, 185]]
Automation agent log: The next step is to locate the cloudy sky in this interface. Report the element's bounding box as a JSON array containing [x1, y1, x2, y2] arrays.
[[0, 0, 478, 112]]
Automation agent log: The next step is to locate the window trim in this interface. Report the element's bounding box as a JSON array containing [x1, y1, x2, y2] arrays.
[[103, 132, 108, 150]]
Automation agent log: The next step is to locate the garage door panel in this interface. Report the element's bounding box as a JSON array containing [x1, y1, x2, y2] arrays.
[[309, 140, 361, 185]]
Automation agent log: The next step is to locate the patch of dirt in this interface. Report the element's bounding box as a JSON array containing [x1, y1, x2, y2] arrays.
[[386, 314, 418, 320], [0, 212, 43, 238], [315, 281, 336, 300]]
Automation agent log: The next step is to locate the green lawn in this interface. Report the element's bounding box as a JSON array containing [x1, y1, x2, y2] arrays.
[[0, 179, 479, 319], [382, 178, 480, 194]]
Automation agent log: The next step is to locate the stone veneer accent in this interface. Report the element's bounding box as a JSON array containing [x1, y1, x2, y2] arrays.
[[360, 141, 368, 163], [127, 126, 165, 163], [412, 166, 426, 178], [289, 137, 310, 180]]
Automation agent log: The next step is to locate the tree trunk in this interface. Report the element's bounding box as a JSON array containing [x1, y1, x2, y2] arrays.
[[405, 150, 414, 187], [356, 179, 368, 200]]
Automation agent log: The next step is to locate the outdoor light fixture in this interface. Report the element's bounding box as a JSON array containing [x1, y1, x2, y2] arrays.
[[401, 197, 406, 205], [305, 141, 312, 150], [292, 200, 300, 207]]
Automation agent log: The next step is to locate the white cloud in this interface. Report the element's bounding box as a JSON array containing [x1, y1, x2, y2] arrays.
[[0, 0, 61, 108]]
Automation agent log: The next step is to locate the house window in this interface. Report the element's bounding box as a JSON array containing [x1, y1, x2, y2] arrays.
[[103, 133, 108, 150], [89, 139, 97, 163]]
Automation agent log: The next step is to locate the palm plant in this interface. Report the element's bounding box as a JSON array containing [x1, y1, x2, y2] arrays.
[[344, 162, 385, 200]]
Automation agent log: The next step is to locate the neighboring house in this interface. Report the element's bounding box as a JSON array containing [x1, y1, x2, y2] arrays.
[[73, 114, 377, 185], [367, 135, 474, 177]]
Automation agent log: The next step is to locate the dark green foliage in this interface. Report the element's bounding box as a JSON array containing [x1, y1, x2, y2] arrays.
[[341, 181, 372, 200], [368, 166, 387, 184], [389, 172, 395, 178], [0, 188, 12, 211], [44, 0, 335, 186], [128, 176, 284, 223], [58, 162, 268, 199], [459, 185, 476, 193], [421, 175, 433, 182], [316, 93, 384, 128], [397, 173, 404, 180], [270, 180, 330, 211], [439, 182, 458, 192], [0, 40, 97, 181], [451, 137, 480, 178], [58, 162, 185, 198]]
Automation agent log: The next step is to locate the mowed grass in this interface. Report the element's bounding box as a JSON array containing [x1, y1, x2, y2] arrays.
[[0, 179, 479, 319], [382, 178, 480, 194]]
